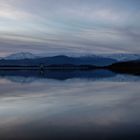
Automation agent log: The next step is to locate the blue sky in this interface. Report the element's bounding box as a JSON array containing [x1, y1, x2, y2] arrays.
[[0, 0, 140, 56]]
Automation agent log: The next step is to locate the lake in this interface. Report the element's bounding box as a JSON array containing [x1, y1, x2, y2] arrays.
[[0, 70, 140, 140]]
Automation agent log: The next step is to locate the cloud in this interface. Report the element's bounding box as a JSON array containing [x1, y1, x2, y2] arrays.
[[0, 0, 31, 20], [0, 0, 140, 55]]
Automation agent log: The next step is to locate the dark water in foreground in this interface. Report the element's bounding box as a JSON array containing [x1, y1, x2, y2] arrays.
[[0, 70, 140, 140]]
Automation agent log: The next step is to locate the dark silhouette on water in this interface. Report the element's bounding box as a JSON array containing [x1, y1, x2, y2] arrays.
[[108, 60, 140, 76]]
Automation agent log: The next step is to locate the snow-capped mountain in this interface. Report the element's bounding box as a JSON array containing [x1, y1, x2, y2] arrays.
[[102, 54, 140, 62], [4, 52, 39, 60], [3, 52, 140, 62]]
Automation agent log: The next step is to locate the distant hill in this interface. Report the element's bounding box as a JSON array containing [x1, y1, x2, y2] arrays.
[[0, 54, 116, 67], [108, 59, 140, 75]]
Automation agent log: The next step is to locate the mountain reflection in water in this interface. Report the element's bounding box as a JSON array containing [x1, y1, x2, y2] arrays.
[[0, 70, 140, 140], [0, 69, 115, 82], [0, 69, 140, 83]]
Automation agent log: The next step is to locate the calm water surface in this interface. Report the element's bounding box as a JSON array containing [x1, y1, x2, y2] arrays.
[[0, 70, 140, 140]]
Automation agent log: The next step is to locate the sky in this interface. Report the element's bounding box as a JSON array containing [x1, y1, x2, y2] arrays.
[[0, 0, 140, 56]]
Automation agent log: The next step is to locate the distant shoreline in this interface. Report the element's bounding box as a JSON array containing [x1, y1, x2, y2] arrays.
[[0, 61, 140, 76], [0, 65, 99, 70]]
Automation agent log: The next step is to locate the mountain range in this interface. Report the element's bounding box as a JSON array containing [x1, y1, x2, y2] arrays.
[[0, 52, 116, 66], [0, 52, 140, 67]]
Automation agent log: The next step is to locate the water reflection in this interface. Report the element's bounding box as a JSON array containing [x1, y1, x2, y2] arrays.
[[0, 69, 115, 81], [0, 69, 140, 83], [0, 70, 140, 139]]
